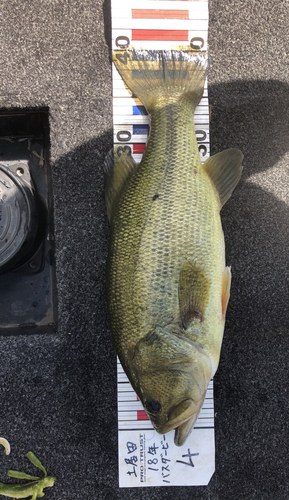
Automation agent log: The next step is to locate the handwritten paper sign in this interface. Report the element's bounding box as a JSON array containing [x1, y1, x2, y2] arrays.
[[117, 360, 215, 487]]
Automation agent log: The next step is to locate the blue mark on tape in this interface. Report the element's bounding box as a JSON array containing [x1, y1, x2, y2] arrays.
[[133, 106, 148, 115], [133, 124, 149, 135]]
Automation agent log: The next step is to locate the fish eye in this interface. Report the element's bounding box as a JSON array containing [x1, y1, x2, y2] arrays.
[[146, 400, 161, 414]]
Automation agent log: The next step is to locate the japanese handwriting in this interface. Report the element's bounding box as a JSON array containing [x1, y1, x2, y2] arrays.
[[126, 442, 137, 454], [125, 441, 138, 477], [161, 435, 171, 483], [147, 443, 158, 455]]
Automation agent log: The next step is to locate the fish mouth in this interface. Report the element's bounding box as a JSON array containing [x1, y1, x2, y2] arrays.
[[173, 414, 199, 446], [157, 397, 204, 446], [157, 398, 198, 434]]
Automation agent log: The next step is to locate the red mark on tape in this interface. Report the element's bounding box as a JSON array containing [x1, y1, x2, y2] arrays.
[[133, 144, 146, 154], [132, 9, 189, 20], [137, 410, 150, 421], [132, 30, 189, 41]]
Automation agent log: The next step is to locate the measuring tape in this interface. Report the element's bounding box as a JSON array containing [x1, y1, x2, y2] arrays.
[[111, 0, 214, 487]]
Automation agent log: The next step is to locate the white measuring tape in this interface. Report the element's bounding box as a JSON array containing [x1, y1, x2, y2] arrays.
[[111, 0, 214, 487]]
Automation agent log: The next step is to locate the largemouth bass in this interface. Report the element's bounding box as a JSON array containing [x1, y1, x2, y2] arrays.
[[106, 49, 243, 446]]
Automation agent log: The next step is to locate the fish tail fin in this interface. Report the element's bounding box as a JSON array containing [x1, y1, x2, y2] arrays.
[[112, 49, 207, 112]]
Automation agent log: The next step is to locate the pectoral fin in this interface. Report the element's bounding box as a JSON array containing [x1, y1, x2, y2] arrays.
[[203, 148, 243, 208], [222, 266, 232, 318], [104, 147, 138, 222], [178, 263, 210, 329]]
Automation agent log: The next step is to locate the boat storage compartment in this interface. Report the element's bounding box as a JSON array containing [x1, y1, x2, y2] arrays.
[[0, 109, 57, 335]]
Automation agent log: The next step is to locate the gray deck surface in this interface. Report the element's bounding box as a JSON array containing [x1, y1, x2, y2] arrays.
[[0, 0, 288, 498]]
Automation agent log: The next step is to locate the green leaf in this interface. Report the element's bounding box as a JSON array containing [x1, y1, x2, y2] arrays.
[[26, 452, 47, 477], [8, 470, 41, 480]]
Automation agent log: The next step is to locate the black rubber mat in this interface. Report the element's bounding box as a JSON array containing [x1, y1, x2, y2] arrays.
[[0, 1, 288, 498]]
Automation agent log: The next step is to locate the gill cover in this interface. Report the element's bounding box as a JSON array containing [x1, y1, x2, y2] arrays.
[[131, 326, 212, 445]]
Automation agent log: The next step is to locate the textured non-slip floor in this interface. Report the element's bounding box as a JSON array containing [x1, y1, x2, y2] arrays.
[[0, 1, 288, 499]]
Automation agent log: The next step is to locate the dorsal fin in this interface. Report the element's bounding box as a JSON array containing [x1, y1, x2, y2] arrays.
[[203, 148, 243, 208], [104, 147, 138, 223], [178, 262, 210, 329]]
